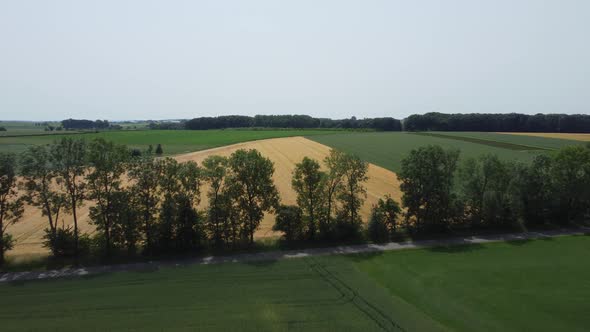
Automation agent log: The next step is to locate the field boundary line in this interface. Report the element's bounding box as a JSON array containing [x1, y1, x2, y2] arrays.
[[1, 227, 588, 283], [410, 132, 552, 151]]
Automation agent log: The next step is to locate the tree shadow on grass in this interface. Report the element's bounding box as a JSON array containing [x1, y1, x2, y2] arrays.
[[243, 259, 279, 267], [506, 234, 556, 246], [427, 242, 485, 253], [346, 251, 385, 263]]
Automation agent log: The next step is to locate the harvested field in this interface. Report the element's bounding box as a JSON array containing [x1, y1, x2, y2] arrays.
[[176, 136, 401, 237], [7, 136, 401, 258], [497, 132, 590, 141]]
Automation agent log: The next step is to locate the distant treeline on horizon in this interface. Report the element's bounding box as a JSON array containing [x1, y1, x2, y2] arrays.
[[61, 112, 590, 133]]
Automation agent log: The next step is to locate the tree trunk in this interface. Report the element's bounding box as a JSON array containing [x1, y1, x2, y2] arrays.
[[72, 196, 79, 262], [0, 244, 4, 266], [0, 224, 4, 266], [250, 214, 254, 245]]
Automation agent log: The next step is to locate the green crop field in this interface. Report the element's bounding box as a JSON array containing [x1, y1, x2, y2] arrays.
[[0, 121, 64, 137], [310, 132, 583, 172], [1, 235, 588, 331], [355, 235, 590, 331], [0, 129, 340, 155]]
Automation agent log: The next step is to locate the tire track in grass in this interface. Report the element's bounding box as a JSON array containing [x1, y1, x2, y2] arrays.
[[306, 257, 406, 332]]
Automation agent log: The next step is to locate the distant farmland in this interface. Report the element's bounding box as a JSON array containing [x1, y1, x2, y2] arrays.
[[0, 129, 341, 155], [310, 131, 583, 172]]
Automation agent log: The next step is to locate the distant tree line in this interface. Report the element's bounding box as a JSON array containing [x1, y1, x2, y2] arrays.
[[61, 119, 112, 130], [1, 138, 589, 265], [183, 115, 402, 131], [65, 112, 590, 133], [404, 112, 590, 133]]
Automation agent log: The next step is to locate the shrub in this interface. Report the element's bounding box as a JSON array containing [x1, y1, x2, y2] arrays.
[[43, 227, 91, 257], [1, 234, 15, 252], [368, 212, 389, 243], [273, 205, 304, 242]]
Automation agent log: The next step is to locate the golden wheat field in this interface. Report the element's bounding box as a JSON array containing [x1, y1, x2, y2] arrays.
[[7, 137, 401, 258], [498, 132, 590, 141]]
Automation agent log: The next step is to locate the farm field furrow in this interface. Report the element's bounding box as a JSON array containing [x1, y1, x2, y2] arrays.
[[6, 136, 401, 258], [433, 131, 584, 150]]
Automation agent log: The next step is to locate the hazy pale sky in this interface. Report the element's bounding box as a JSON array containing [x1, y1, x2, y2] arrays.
[[1, 0, 589, 121]]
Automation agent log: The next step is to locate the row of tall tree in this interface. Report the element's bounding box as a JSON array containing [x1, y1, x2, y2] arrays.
[[0, 138, 290, 263], [183, 115, 403, 131], [61, 119, 111, 130], [2, 139, 589, 265], [0, 138, 371, 264], [67, 113, 590, 133], [273, 151, 369, 241], [371, 144, 590, 241], [403, 112, 590, 133]]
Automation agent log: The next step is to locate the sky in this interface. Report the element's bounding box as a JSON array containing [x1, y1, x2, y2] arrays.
[[1, 0, 589, 121]]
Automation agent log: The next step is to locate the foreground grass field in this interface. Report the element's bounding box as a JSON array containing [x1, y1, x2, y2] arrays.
[[310, 132, 583, 172], [1, 235, 588, 331], [0, 129, 340, 155]]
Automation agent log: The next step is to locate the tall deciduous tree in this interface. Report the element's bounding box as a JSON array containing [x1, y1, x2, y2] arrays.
[[322, 150, 345, 233], [109, 189, 141, 255], [369, 195, 402, 241], [272, 205, 304, 242], [227, 149, 280, 245], [398, 145, 460, 232], [202, 155, 229, 247], [128, 153, 161, 253], [86, 138, 129, 255], [156, 158, 203, 252], [0, 153, 24, 265], [550, 145, 590, 224], [458, 154, 513, 227], [51, 138, 87, 259], [21, 145, 68, 241], [337, 153, 368, 226], [292, 157, 325, 239], [157, 158, 182, 251]]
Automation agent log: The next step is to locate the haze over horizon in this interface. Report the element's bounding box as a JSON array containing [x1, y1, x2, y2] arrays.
[[1, 0, 589, 121]]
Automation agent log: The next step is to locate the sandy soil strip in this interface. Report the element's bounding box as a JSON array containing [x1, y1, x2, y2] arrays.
[[7, 136, 401, 258], [497, 132, 590, 141]]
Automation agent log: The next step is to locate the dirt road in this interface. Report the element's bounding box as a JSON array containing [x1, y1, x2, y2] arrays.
[[1, 227, 587, 283]]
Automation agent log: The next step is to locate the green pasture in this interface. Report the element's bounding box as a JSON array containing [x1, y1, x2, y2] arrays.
[[0, 121, 62, 137], [1, 235, 588, 331], [310, 131, 583, 172], [0, 129, 339, 155]]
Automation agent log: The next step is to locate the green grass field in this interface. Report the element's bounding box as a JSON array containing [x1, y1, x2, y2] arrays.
[[310, 132, 583, 172], [0, 121, 64, 137], [1, 235, 588, 331], [0, 129, 340, 155]]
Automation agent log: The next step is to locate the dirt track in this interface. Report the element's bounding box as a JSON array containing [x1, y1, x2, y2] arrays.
[[2, 227, 587, 283], [7, 137, 401, 258]]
